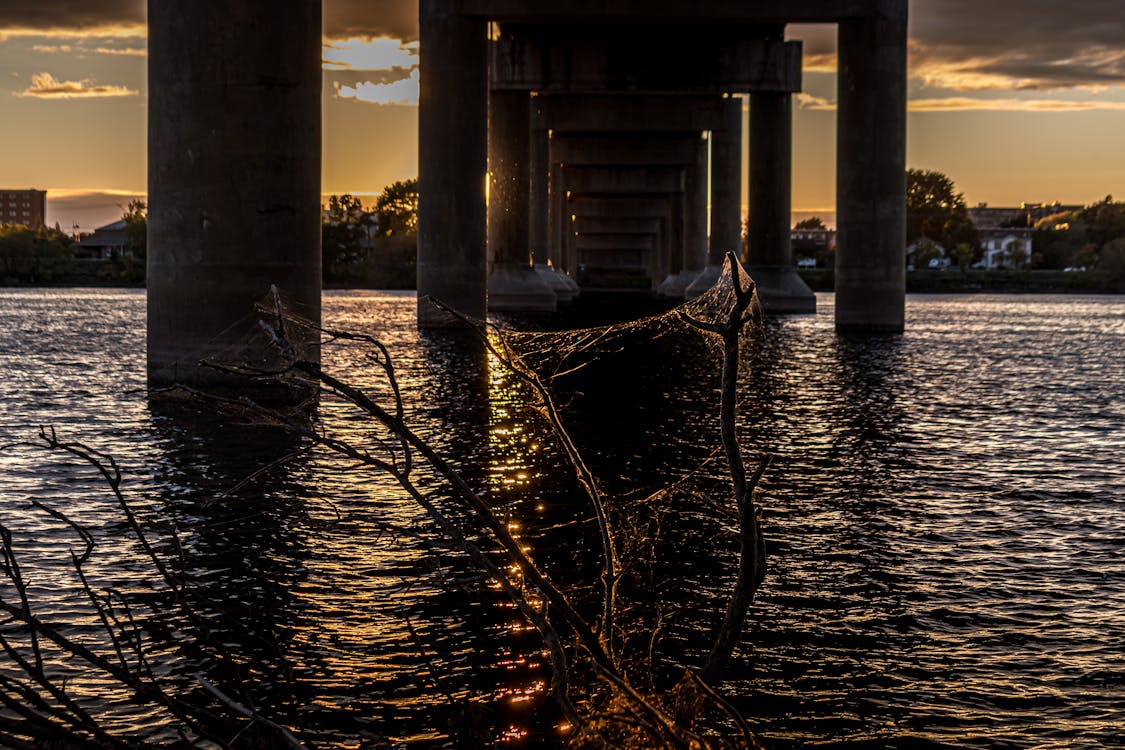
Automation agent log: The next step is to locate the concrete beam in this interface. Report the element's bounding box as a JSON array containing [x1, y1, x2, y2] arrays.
[[418, 0, 489, 325], [541, 94, 725, 133], [576, 234, 657, 252], [147, 1, 321, 387], [550, 134, 703, 167], [492, 31, 800, 93], [835, 5, 908, 332], [563, 165, 685, 195], [463, 0, 881, 23], [575, 216, 664, 235]]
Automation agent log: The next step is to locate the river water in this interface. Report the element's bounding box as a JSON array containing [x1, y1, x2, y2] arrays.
[[0, 288, 1122, 748]]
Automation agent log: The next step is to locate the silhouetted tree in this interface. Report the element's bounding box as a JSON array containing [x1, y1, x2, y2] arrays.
[[0, 225, 72, 284], [121, 199, 147, 282], [793, 216, 826, 230], [374, 178, 418, 237], [322, 193, 375, 280], [906, 168, 976, 250]]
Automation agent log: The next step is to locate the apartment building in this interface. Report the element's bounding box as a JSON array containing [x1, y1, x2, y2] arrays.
[[0, 189, 47, 229]]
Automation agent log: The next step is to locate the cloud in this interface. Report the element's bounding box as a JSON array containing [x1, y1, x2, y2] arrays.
[[324, 0, 419, 42], [6, 1, 1124, 93], [909, 0, 1125, 91], [15, 72, 138, 99], [0, 0, 419, 42], [334, 68, 419, 105], [796, 93, 836, 111], [908, 97, 1125, 113], [32, 42, 145, 56], [323, 36, 417, 70], [788, 3, 1125, 92], [0, 1, 143, 31], [798, 91, 1125, 113]]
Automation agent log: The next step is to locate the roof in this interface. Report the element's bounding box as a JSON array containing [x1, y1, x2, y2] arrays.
[[76, 219, 128, 248]]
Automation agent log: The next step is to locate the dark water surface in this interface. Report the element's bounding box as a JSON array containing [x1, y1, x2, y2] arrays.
[[1, 288, 1123, 748]]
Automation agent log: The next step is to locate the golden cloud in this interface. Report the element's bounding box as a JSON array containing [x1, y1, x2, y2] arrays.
[[797, 92, 1125, 113], [908, 97, 1125, 112], [15, 72, 138, 99], [0, 24, 145, 41], [31, 42, 145, 56]]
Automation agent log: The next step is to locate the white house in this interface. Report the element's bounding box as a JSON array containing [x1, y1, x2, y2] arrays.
[[979, 229, 1032, 269], [906, 237, 948, 270]]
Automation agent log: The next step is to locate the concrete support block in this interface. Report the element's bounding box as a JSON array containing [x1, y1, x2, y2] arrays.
[[147, 1, 322, 387], [488, 262, 558, 311], [835, 7, 908, 332], [744, 265, 817, 314], [684, 265, 723, 298], [535, 263, 578, 302], [418, 0, 488, 325]]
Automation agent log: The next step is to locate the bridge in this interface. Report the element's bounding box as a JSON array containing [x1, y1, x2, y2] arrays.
[[146, 0, 907, 385]]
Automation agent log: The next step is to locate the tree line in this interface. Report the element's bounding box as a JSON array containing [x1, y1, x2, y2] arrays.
[[791, 169, 1125, 284]]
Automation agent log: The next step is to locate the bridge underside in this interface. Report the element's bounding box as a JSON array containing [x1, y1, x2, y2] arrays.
[[419, 0, 907, 330], [144, 0, 907, 387]]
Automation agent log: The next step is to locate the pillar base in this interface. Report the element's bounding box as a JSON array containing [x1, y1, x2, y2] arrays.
[[744, 265, 816, 314], [684, 264, 723, 299], [657, 269, 701, 299], [534, 264, 578, 303], [488, 263, 558, 312]]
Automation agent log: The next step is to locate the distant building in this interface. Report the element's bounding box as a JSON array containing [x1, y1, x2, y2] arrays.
[[0, 188, 47, 229], [75, 220, 128, 260], [979, 229, 1032, 269], [791, 227, 836, 267], [906, 237, 949, 270], [970, 202, 1083, 231]]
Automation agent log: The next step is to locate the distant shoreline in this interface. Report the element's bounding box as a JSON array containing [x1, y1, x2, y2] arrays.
[[3, 270, 1123, 295], [800, 269, 1124, 295]]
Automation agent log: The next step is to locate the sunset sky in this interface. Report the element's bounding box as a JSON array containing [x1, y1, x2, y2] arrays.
[[1, 0, 1123, 231]]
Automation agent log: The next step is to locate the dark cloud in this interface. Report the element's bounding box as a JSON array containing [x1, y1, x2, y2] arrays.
[[909, 0, 1125, 89], [0, 1, 143, 31], [3, 1, 1122, 89], [797, 2, 1125, 89], [0, 0, 419, 40], [324, 0, 419, 41]]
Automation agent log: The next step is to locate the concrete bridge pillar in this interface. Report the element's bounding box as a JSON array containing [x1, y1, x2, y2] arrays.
[[146, 1, 322, 387], [529, 97, 550, 264], [486, 89, 556, 310], [418, 0, 488, 325], [661, 136, 708, 297], [688, 95, 742, 297], [747, 90, 816, 313], [836, 8, 908, 332]]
